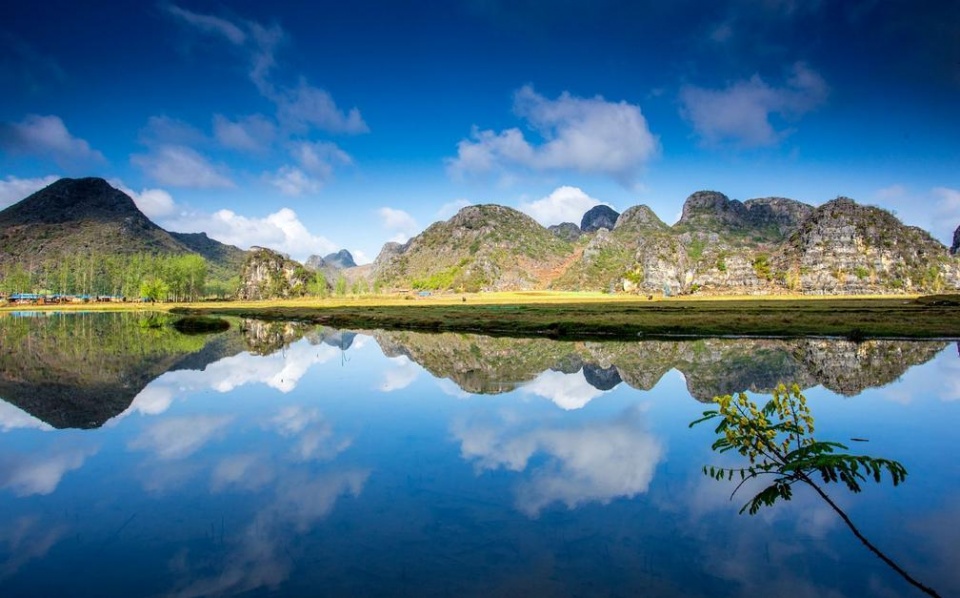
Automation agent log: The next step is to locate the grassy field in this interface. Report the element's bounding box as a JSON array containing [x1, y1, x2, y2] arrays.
[[5, 292, 959, 339], [156, 292, 960, 339]]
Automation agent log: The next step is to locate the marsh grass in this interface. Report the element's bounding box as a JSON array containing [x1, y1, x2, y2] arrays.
[[154, 292, 960, 339]]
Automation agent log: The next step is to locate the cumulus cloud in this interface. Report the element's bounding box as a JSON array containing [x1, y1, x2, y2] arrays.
[[0, 174, 59, 209], [213, 113, 276, 152], [110, 179, 178, 219], [680, 62, 829, 147], [378, 207, 419, 243], [519, 185, 605, 227], [0, 114, 105, 167], [132, 144, 234, 188], [448, 85, 658, 184]]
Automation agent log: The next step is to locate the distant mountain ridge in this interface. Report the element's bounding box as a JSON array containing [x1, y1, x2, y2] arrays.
[[370, 191, 960, 295]]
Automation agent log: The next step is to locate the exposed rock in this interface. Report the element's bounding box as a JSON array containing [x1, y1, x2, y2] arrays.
[[581, 204, 620, 232], [549, 222, 582, 242], [237, 247, 310, 300], [776, 198, 958, 294], [952, 224, 960, 255]]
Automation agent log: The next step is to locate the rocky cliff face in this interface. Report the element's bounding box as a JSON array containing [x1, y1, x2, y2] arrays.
[[775, 198, 958, 294], [581, 205, 620, 232], [951, 224, 960, 255], [237, 247, 310, 300]]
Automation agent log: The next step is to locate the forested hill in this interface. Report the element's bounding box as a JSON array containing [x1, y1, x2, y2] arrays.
[[0, 177, 247, 298]]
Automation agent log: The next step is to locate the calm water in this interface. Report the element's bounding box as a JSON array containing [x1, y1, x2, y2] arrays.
[[0, 312, 958, 597]]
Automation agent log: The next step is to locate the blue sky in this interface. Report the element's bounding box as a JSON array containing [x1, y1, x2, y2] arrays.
[[1, 0, 958, 263]]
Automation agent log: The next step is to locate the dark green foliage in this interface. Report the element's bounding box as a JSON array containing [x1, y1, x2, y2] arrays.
[[691, 384, 907, 514]]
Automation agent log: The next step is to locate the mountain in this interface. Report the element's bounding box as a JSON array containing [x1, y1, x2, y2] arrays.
[[368, 191, 959, 295], [0, 177, 246, 277], [372, 204, 574, 291], [580, 205, 620, 232], [560, 192, 959, 295], [324, 249, 356, 268], [304, 248, 358, 287]]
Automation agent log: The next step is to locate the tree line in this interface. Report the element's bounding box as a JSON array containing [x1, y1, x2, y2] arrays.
[[0, 253, 230, 302]]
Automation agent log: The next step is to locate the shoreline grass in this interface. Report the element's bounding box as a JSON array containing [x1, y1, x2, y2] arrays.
[[5, 292, 959, 340]]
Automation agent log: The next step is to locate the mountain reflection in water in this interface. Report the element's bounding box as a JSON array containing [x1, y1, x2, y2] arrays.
[[0, 312, 946, 429], [0, 312, 958, 597]]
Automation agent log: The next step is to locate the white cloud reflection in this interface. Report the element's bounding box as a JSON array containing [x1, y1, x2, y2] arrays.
[[454, 405, 662, 516], [520, 369, 607, 410], [0, 444, 97, 496]]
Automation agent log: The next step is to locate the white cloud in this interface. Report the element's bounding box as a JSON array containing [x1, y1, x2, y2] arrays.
[[519, 185, 604, 227], [292, 141, 352, 176], [680, 62, 828, 147], [0, 114, 105, 167], [521, 369, 608, 410], [0, 174, 59, 209], [378, 206, 419, 244], [435, 198, 472, 220], [132, 144, 234, 188], [350, 249, 372, 265], [269, 166, 321, 197], [213, 113, 276, 152], [110, 179, 178, 219], [448, 85, 659, 184], [165, 4, 247, 45], [276, 80, 369, 135]]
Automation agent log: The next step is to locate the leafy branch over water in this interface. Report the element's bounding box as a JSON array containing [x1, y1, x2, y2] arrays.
[[691, 383, 940, 597]]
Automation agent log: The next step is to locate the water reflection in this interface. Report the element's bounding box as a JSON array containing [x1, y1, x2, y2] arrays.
[[0, 313, 957, 597], [453, 404, 661, 515]]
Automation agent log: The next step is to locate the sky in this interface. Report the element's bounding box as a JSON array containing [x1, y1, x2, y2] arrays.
[[0, 0, 958, 263]]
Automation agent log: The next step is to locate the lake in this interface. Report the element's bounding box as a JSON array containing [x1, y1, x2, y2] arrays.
[[0, 312, 957, 597]]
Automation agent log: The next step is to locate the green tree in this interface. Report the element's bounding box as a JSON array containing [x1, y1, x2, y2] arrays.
[[335, 274, 348, 296], [140, 277, 169, 302], [691, 384, 939, 598], [308, 271, 329, 298]]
